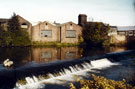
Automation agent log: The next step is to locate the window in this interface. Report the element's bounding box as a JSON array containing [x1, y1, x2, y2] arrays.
[[41, 30, 52, 37], [66, 30, 76, 38], [21, 23, 28, 28]]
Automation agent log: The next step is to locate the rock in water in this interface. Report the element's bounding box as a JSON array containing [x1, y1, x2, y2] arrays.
[[3, 59, 14, 67]]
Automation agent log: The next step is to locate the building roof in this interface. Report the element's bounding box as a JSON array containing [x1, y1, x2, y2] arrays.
[[117, 26, 135, 31], [17, 15, 31, 24], [0, 18, 9, 23]]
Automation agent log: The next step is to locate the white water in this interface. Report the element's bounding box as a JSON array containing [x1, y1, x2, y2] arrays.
[[14, 58, 119, 89]]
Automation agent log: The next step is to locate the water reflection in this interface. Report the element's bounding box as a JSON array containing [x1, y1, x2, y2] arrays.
[[82, 46, 127, 57], [0, 46, 127, 67], [31, 47, 82, 63], [0, 47, 31, 67], [109, 47, 127, 52]]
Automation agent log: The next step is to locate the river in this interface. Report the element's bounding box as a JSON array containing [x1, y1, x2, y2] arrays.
[[0, 46, 134, 89]]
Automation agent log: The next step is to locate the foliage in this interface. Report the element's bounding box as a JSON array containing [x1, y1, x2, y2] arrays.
[[7, 13, 31, 46], [69, 74, 135, 89], [82, 22, 110, 46], [17, 79, 27, 85], [10, 29, 31, 46], [8, 13, 21, 33], [78, 35, 84, 43], [0, 25, 12, 46]]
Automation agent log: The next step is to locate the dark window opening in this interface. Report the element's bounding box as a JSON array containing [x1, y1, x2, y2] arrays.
[[21, 23, 28, 28]]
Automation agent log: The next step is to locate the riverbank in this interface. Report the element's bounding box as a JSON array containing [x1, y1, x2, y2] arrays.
[[32, 41, 81, 47]]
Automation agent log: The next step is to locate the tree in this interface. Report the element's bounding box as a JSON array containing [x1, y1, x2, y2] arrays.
[[82, 22, 110, 46], [7, 13, 31, 46], [0, 25, 12, 46], [8, 13, 21, 33]]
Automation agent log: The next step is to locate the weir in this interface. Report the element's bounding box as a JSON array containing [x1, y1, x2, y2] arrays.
[[15, 58, 119, 89], [0, 50, 135, 89]]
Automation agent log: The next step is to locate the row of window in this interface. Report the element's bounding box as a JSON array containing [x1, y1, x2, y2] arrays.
[[41, 30, 76, 38]]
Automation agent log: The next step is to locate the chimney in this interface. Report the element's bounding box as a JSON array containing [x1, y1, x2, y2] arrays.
[[78, 14, 87, 26]]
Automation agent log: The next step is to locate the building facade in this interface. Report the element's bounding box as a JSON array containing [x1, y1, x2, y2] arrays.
[[32, 21, 82, 43], [32, 21, 59, 42], [108, 26, 135, 44], [117, 26, 135, 36], [60, 22, 82, 43]]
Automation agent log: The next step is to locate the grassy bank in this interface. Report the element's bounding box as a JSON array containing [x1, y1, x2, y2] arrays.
[[32, 41, 81, 47]]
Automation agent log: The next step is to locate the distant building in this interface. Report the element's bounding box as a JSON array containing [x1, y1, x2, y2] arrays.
[[1, 14, 135, 44], [108, 26, 117, 36], [117, 26, 135, 36], [108, 26, 135, 44]]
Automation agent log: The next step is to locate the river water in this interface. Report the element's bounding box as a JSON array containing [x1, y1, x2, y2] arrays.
[[0, 46, 134, 89]]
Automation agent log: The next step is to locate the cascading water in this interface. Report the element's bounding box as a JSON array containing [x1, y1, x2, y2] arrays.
[[14, 58, 119, 89]]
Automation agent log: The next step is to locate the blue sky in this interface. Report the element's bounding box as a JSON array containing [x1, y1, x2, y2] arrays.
[[0, 0, 134, 26]]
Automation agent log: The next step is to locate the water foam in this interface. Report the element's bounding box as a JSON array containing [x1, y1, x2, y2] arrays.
[[15, 58, 119, 89]]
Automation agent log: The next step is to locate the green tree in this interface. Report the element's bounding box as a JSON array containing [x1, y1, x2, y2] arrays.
[[0, 25, 12, 46], [8, 13, 21, 33], [82, 22, 110, 46], [7, 13, 31, 46]]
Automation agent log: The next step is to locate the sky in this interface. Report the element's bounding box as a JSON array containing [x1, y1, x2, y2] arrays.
[[0, 0, 135, 26]]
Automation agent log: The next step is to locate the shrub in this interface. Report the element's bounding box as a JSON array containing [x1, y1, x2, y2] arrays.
[[69, 74, 135, 89]]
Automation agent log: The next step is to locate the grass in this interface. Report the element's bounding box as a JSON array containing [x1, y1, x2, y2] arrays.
[[32, 41, 81, 47]]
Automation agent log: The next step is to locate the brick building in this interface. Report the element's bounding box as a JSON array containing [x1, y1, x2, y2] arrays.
[[32, 21, 82, 43], [32, 21, 59, 42]]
